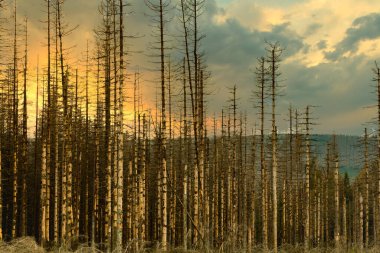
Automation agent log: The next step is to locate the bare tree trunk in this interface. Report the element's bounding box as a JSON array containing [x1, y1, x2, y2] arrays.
[[288, 106, 293, 245], [267, 44, 281, 253], [0, 79, 2, 240], [57, 0, 73, 242], [33, 59, 40, 242], [41, 79, 49, 244], [57, 0, 63, 241], [12, 1, 19, 240], [294, 111, 300, 244], [79, 41, 89, 243], [343, 194, 347, 247], [101, 1, 112, 247], [333, 135, 340, 245], [94, 52, 102, 245], [255, 57, 268, 249], [140, 115, 147, 243], [325, 144, 331, 245], [359, 191, 364, 250], [183, 164, 188, 249], [41, 140, 48, 244], [305, 106, 311, 249], [375, 63, 380, 246], [115, 0, 124, 248], [364, 128, 369, 247], [158, 1, 168, 249], [182, 58, 188, 250], [256, 57, 267, 249], [18, 18, 28, 237], [317, 175, 321, 246], [248, 133, 256, 251], [198, 69, 205, 245]]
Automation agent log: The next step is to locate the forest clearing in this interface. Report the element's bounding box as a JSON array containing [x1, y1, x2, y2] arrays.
[[0, 0, 379, 252]]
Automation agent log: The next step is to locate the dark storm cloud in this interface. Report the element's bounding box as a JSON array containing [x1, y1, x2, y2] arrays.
[[283, 55, 375, 134], [326, 13, 380, 61], [285, 55, 371, 110], [200, 1, 307, 120], [203, 19, 305, 68], [197, 2, 375, 134]]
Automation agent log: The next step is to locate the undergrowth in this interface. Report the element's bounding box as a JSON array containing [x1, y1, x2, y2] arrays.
[[0, 237, 378, 253]]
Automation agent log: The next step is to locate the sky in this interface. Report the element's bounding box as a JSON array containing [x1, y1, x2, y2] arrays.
[[4, 0, 380, 136]]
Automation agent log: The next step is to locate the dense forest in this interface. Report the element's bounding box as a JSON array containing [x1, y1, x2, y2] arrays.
[[0, 0, 379, 252]]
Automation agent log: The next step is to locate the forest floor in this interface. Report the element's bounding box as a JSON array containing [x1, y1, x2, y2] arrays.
[[0, 237, 378, 253]]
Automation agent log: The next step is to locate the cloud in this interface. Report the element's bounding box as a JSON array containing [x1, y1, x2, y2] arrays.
[[199, 5, 306, 120], [213, 0, 264, 29], [203, 9, 376, 135], [317, 40, 327, 50], [8, 0, 380, 135], [326, 13, 380, 61], [282, 54, 375, 134], [204, 19, 305, 68], [198, 1, 376, 135], [304, 23, 322, 37]]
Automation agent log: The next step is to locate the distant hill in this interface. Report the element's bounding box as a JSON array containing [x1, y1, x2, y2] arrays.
[[212, 134, 370, 179], [273, 134, 371, 178], [303, 134, 375, 178], [311, 135, 359, 178]]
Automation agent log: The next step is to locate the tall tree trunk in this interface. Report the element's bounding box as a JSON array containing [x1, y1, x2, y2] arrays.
[[359, 190, 364, 250], [375, 63, 380, 246], [333, 135, 340, 245], [364, 128, 369, 247], [11, 1, 18, 240], [305, 106, 311, 249], [256, 57, 267, 248], [268, 45, 279, 253], [159, 0, 167, 249], [116, 0, 124, 248], [17, 17, 28, 238]]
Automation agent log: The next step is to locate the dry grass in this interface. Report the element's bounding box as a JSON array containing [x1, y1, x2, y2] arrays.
[[0, 238, 378, 253], [0, 237, 45, 253]]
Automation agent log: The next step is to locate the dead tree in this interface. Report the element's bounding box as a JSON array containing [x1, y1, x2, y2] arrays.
[[305, 106, 311, 249], [373, 62, 380, 244], [145, 0, 171, 249], [254, 56, 267, 248], [17, 17, 28, 237], [364, 128, 369, 247], [116, 0, 125, 249], [266, 42, 283, 252], [10, 0, 19, 241], [332, 135, 340, 245], [56, 0, 75, 241]]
